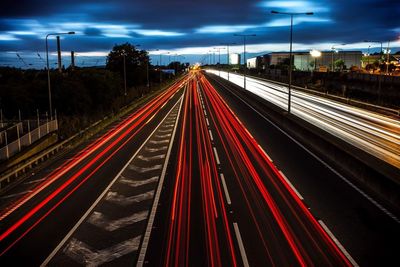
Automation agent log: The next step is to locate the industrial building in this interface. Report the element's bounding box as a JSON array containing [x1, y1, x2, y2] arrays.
[[246, 51, 363, 71]]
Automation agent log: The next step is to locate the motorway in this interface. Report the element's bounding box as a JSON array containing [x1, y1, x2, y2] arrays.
[[206, 70, 400, 169], [0, 70, 399, 266]]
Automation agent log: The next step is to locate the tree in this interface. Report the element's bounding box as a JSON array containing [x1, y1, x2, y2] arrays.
[[106, 43, 149, 86], [334, 59, 345, 71]]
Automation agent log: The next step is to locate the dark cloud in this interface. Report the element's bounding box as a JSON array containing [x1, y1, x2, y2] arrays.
[[0, 0, 399, 65], [84, 27, 102, 36]]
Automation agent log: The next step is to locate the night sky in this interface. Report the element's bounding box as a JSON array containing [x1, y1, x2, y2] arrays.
[[1, 0, 399, 67]]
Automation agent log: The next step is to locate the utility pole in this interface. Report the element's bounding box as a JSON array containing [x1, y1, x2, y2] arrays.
[[220, 42, 236, 80], [271, 11, 313, 113], [234, 34, 256, 90]]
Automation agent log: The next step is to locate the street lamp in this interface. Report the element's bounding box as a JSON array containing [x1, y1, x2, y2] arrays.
[[45, 31, 75, 119], [271, 10, 313, 114], [122, 44, 140, 96], [364, 40, 384, 103], [233, 34, 256, 90], [147, 49, 159, 88], [331, 43, 346, 72], [214, 47, 226, 76], [220, 42, 236, 80]]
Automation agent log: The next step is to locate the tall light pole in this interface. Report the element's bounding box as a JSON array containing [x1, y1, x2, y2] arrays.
[[214, 47, 226, 76], [331, 43, 346, 72], [147, 49, 159, 88], [220, 42, 236, 80], [234, 34, 256, 90], [364, 40, 383, 103], [122, 44, 140, 96], [46, 31, 75, 119], [271, 10, 313, 114]]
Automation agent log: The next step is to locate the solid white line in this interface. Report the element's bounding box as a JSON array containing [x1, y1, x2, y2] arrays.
[[278, 171, 304, 200], [318, 220, 359, 267], [136, 92, 185, 267], [257, 144, 273, 162], [0, 190, 33, 200], [145, 113, 157, 125], [219, 80, 400, 223], [209, 130, 214, 141], [233, 222, 250, 267], [23, 177, 46, 185], [213, 147, 221, 165], [220, 173, 231, 205], [41, 93, 184, 267]]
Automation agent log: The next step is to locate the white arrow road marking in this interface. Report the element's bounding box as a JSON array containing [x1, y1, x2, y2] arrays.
[[129, 164, 163, 173], [87, 210, 148, 231], [105, 191, 154, 205], [137, 154, 166, 162], [63, 236, 141, 266], [144, 146, 168, 152], [148, 139, 169, 145], [119, 176, 159, 187]]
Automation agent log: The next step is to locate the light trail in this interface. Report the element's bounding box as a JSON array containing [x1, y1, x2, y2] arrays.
[[0, 77, 186, 254], [199, 72, 353, 266], [206, 70, 400, 168]]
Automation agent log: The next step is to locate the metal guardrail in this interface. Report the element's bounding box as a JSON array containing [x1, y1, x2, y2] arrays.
[[0, 120, 58, 160]]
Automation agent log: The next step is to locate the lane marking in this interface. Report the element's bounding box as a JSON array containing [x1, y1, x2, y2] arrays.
[[41, 94, 184, 267], [318, 220, 359, 267], [137, 154, 165, 162], [215, 78, 400, 223], [63, 236, 141, 266], [0, 190, 33, 200], [209, 130, 214, 141], [129, 164, 163, 173], [213, 147, 221, 165], [145, 113, 157, 125], [87, 210, 148, 231], [257, 144, 273, 162], [148, 139, 169, 145], [154, 133, 171, 139], [105, 191, 154, 205], [144, 146, 168, 153], [119, 176, 159, 188], [136, 92, 186, 267], [206, 118, 210, 126], [279, 171, 304, 201], [233, 222, 250, 267], [220, 173, 231, 205], [23, 177, 47, 185]]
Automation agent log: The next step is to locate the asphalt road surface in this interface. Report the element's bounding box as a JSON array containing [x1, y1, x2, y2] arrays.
[[0, 71, 398, 266]]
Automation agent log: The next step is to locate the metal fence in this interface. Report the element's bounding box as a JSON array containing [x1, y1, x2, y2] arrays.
[[0, 119, 58, 160]]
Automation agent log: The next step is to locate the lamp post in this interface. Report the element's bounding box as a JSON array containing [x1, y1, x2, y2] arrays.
[[271, 11, 313, 114], [147, 49, 159, 88], [220, 42, 236, 80], [331, 43, 346, 72], [45, 31, 75, 119], [364, 40, 383, 103], [234, 34, 256, 90], [214, 47, 226, 76], [122, 44, 140, 96]]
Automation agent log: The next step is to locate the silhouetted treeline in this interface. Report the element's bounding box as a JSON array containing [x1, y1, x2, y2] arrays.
[[0, 66, 174, 137]]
